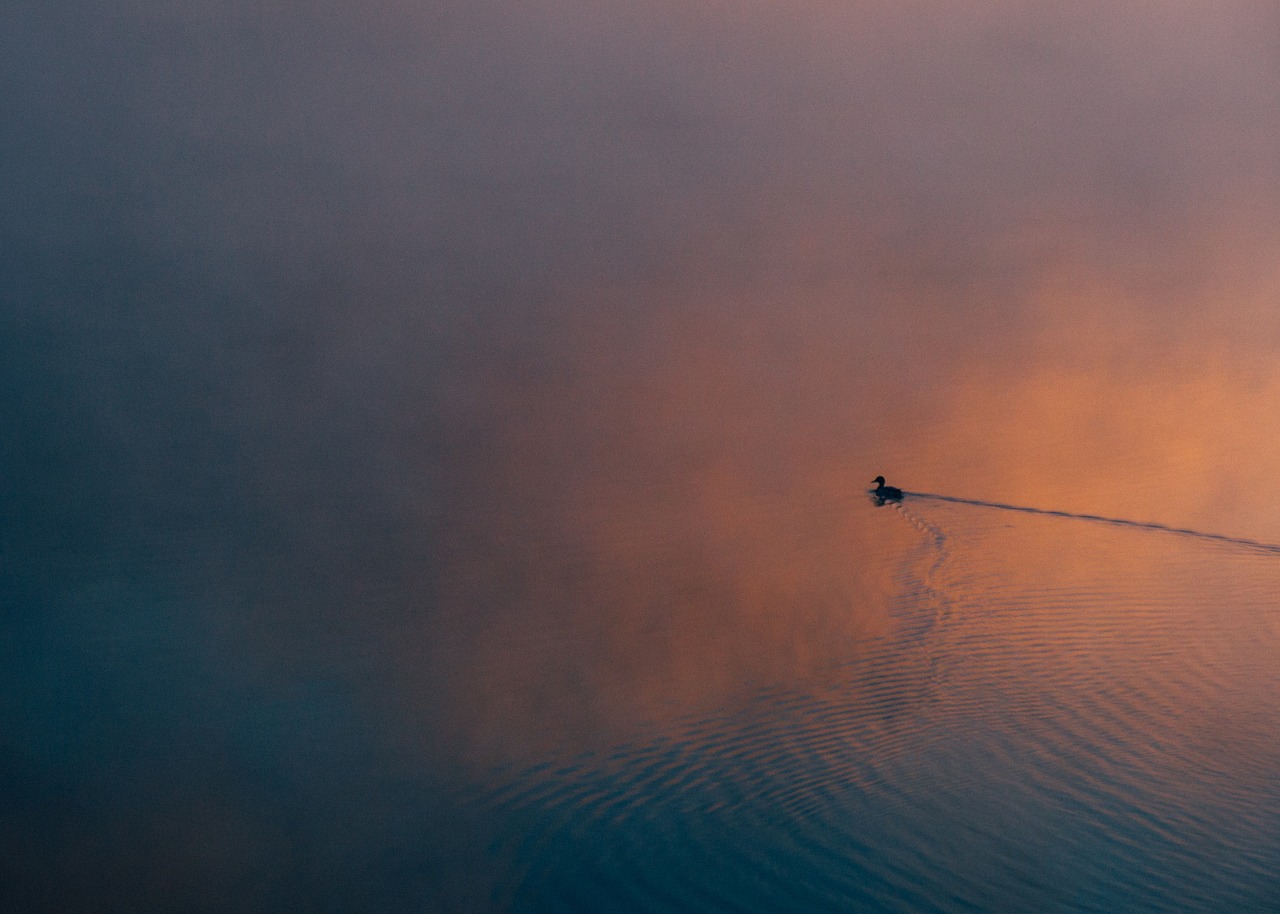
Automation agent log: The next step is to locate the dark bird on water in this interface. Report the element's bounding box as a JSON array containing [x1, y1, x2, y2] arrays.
[[871, 476, 903, 503]]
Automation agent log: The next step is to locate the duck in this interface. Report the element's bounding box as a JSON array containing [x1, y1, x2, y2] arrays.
[[871, 475, 903, 502]]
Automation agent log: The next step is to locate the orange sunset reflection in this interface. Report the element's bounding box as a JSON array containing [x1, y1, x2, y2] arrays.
[[418, 218, 1280, 768]]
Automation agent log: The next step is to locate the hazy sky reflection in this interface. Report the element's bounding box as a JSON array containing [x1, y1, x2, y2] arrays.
[[6, 1, 1280, 909]]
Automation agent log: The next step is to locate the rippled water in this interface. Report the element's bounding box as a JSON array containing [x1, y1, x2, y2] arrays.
[[14, 3, 1280, 909], [472, 493, 1280, 912]]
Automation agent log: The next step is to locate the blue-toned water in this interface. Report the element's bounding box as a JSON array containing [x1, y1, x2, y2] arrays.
[[472, 495, 1280, 912], [10, 2, 1280, 910]]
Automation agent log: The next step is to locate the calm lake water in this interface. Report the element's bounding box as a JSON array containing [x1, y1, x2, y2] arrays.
[[9, 2, 1280, 911], [468, 492, 1280, 912]]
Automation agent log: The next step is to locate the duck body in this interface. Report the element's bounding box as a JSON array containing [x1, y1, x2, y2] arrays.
[[871, 475, 903, 503]]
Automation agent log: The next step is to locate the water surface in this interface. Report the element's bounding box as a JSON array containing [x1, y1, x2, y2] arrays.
[[8, 1, 1280, 911], [476, 494, 1280, 911]]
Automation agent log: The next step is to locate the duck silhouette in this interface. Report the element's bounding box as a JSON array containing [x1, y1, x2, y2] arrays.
[[871, 475, 903, 503]]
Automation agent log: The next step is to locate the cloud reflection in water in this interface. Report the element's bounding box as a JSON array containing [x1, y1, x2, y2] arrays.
[[7, 0, 1280, 909]]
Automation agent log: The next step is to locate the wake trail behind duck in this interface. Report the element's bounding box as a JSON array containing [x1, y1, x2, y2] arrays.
[[880, 498, 953, 667], [905, 492, 1280, 557]]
